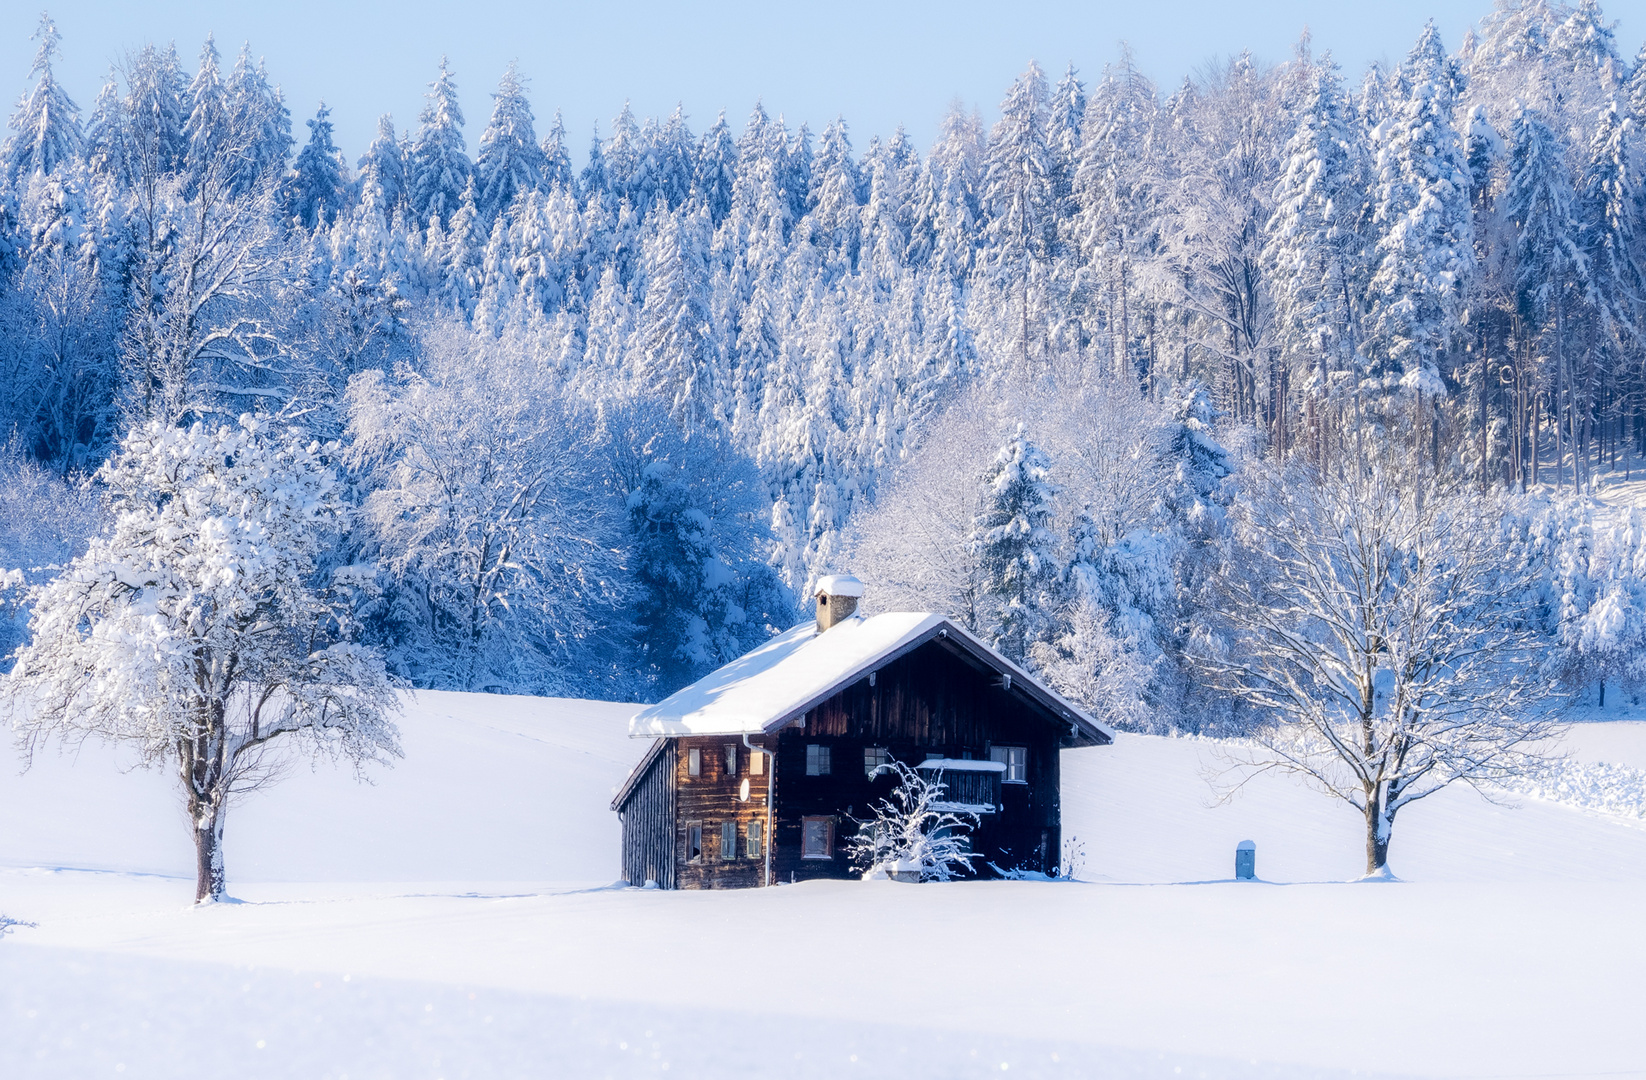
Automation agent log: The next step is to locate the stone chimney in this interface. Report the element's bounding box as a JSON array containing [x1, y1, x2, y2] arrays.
[[814, 574, 865, 632]]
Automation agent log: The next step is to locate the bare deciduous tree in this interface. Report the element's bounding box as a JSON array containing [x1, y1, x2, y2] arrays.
[[1193, 461, 1564, 875]]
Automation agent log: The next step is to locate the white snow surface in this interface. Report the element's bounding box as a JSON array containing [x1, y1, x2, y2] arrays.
[[3, 691, 1646, 1078]]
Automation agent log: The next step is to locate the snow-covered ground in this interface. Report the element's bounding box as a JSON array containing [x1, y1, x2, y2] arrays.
[[4, 691, 1646, 1079]]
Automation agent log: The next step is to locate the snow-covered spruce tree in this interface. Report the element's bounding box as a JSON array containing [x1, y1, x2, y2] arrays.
[[1, 13, 84, 182], [4, 416, 400, 903], [847, 760, 979, 882], [1192, 459, 1564, 876], [1366, 25, 1473, 405], [599, 399, 793, 697], [284, 102, 350, 231], [475, 62, 545, 225], [408, 57, 471, 228], [969, 424, 1060, 664]]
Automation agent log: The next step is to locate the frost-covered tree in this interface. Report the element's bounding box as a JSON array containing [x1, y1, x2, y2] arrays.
[[355, 114, 408, 216], [408, 57, 471, 227], [2, 13, 83, 181], [344, 329, 624, 695], [1194, 461, 1565, 875], [602, 402, 792, 695], [475, 62, 544, 223], [4, 416, 400, 903], [1367, 25, 1474, 382], [970, 424, 1060, 663], [284, 102, 350, 230], [846, 759, 979, 881]]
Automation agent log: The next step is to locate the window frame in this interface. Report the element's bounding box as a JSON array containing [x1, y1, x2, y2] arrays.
[[724, 743, 738, 777], [991, 745, 1028, 784], [685, 821, 703, 863], [864, 745, 890, 779], [687, 747, 701, 777], [800, 815, 835, 859], [805, 743, 831, 776]]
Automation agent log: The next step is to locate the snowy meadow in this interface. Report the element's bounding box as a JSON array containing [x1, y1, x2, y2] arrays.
[[5, 0, 1646, 1075]]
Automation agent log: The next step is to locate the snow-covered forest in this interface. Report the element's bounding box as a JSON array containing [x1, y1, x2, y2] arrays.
[[5, 1, 1646, 721]]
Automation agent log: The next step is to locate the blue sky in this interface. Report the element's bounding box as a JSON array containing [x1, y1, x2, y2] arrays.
[[6, 1, 1646, 163]]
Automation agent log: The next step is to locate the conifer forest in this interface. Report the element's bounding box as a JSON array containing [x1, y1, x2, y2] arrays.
[[5, 0, 1646, 730]]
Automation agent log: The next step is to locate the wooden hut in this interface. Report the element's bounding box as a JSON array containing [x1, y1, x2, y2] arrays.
[[611, 576, 1112, 888]]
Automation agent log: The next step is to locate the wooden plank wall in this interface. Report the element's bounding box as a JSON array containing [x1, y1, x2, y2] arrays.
[[619, 741, 677, 889], [671, 735, 773, 890], [770, 640, 1065, 883]]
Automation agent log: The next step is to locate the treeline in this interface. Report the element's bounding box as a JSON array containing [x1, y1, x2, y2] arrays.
[[3, 3, 1646, 709]]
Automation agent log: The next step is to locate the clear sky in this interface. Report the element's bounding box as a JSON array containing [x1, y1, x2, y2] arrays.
[[6, 0, 1646, 164]]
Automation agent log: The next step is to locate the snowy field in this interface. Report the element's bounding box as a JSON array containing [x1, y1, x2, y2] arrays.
[[3, 691, 1646, 1079]]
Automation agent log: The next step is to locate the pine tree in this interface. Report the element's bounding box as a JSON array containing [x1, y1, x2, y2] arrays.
[[224, 47, 293, 195], [2, 13, 84, 181], [123, 43, 188, 177], [356, 114, 408, 216], [969, 424, 1060, 663], [1264, 55, 1370, 464], [475, 62, 545, 223], [285, 102, 350, 230], [539, 109, 574, 191], [981, 62, 1054, 371], [694, 110, 737, 224], [1368, 24, 1474, 381], [634, 204, 720, 431], [408, 57, 472, 227]]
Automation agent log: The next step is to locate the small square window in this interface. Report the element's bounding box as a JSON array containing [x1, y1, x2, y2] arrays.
[[991, 745, 1027, 784], [801, 816, 834, 859], [724, 744, 738, 777], [806, 744, 831, 776], [746, 820, 763, 860], [685, 821, 703, 862], [864, 746, 890, 779], [720, 820, 737, 860], [687, 747, 701, 777]]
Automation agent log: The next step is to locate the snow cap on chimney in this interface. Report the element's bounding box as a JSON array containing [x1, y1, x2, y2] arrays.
[[814, 574, 864, 632]]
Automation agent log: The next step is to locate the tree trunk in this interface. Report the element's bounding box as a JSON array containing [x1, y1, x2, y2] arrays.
[[192, 798, 226, 903], [1364, 799, 1391, 874]]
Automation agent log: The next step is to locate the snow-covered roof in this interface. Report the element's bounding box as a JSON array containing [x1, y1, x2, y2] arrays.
[[627, 612, 1112, 747]]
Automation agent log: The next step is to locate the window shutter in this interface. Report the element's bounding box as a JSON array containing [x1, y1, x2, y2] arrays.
[[721, 820, 737, 860], [749, 747, 764, 775], [747, 820, 762, 859]]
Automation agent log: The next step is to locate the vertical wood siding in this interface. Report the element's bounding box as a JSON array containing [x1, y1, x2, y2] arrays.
[[619, 741, 677, 890]]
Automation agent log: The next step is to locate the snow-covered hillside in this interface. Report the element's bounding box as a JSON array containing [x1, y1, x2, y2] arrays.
[[4, 691, 1645, 1078]]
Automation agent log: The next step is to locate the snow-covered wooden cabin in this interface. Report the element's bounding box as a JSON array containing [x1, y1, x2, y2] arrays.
[[611, 575, 1113, 889]]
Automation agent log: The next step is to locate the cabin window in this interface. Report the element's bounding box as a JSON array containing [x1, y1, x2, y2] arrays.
[[724, 744, 738, 777], [687, 748, 701, 777], [991, 745, 1028, 784], [720, 820, 737, 860], [806, 744, 831, 776], [686, 822, 703, 862], [801, 816, 834, 859], [749, 747, 764, 775], [864, 746, 890, 778], [746, 820, 763, 859]]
